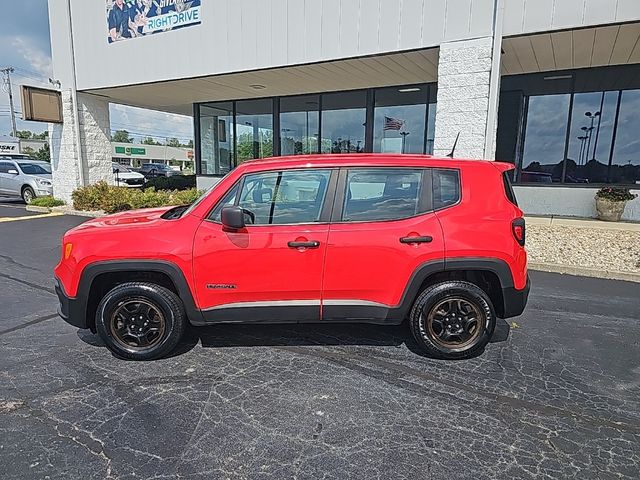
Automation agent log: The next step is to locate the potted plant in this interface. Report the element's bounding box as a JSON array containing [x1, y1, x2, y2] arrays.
[[594, 187, 638, 222]]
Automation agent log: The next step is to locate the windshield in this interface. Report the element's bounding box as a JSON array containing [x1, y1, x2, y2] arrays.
[[113, 164, 131, 172], [19, 163, 50, 175]]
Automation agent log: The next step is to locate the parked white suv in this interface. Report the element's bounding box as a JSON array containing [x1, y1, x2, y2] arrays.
[[0, 157, 52, 203], [112, 163, 145, 188]]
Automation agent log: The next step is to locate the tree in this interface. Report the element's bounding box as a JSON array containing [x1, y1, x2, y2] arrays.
[[142, 136, 160, 145], [185, 139, 194, 148], [111, 130, 133, 143], [16, 130, 33, 139], [33, 131, 48, 140], [166, 137, 181, 147], [22, 146, 35, 157], [34, 144, 50, 162]]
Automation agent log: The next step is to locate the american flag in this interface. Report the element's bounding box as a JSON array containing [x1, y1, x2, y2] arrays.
[[383, 116, 405, 131]]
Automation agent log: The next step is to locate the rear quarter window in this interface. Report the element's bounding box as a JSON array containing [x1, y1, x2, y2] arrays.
[[432, 169, 460, 210], [502, 171, 518, 206]]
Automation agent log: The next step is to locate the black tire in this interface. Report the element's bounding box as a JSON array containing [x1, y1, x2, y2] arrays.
[[409, 281, 496, 360], [21, 186, 35, 204], [95, 282, 186, 360]]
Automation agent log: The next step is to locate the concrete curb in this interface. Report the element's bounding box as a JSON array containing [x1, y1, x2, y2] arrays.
[[529, 262, 640, 283], [50, 206, 105, 218], [25, 205, 52, 213]]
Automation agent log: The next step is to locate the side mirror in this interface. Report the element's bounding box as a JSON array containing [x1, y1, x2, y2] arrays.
[[7, 169, 18, 175], [221, 205, 250, 230]]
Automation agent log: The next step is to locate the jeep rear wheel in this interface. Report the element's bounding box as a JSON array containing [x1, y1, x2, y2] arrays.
[[409, 281, 495, 359], [95, 282, 186, 360]]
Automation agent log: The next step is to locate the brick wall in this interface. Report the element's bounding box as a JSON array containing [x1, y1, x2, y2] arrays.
[[433, 37, 494, 159], [50, 91, 113, 203]]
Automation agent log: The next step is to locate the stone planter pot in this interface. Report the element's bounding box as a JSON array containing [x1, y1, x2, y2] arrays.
[[595, 197, 627, 222]]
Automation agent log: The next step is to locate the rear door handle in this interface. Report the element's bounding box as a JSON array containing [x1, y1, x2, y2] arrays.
[[399, 236, 433, 244], [288, 240, 320, 249]]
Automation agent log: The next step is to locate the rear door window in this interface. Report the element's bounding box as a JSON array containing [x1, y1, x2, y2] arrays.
[[341, 168, 428, 222]]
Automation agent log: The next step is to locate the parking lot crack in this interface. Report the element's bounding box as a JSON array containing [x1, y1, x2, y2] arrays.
[[279, 346, 640, 436], [0, 271, 55, 295]]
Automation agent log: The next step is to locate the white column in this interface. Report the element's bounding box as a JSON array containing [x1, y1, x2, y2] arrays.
[[433, 36, 499, 159], [50, 92, 112, 203]]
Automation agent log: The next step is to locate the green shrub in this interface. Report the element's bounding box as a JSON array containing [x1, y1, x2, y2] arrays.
[[143, 175, 196, 191], [596, 187, 637, 202], [72, 181, 202, 214], [30, 196, 65, 208]]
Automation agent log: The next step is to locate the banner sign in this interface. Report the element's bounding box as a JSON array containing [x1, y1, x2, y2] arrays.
[[115, 146, 146, 155], [107, 0, 201, 44]]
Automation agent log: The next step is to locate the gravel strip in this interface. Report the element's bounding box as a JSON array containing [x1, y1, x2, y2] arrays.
[[527, 224, 640, 273]]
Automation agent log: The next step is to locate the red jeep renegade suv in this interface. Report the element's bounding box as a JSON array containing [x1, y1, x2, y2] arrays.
[[55, 155, 529, 361]]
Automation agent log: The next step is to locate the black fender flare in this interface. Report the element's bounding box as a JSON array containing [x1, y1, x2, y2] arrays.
[[78, 260, 203, 325], [393, 257, 515, 320]]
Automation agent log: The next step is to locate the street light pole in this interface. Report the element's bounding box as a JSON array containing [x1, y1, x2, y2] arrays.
[[1, 67, 18, 138], [584, 111, 600, 163]]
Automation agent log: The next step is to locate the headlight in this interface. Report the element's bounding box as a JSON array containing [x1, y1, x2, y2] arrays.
[[38, 179, 52, 186]]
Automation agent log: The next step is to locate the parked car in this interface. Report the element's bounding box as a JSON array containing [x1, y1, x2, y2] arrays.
[[139, 163, 180, 178], [0, 158, 53, 203], [112, 163, 145, 188], [55, 154, 530, 361]]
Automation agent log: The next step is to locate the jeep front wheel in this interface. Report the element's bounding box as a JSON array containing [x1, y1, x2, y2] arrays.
[[95, 282, 186, 360], [409, 281, 496, 359]]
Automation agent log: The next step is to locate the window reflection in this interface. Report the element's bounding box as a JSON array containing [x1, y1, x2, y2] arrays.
[[520, 95, 570, 183], [199, 103, 234, 175], [373, 86, 427, 154], [611, 90, 640, 184], [565, 92, 617, 183], [236, 99, 273, 164], [321, 91, 366, 154], [280, 95, 320, 156]]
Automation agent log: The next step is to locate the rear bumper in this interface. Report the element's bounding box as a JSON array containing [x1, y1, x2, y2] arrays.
[[55, 278, 88, 329], [501, 275, 530, 318]]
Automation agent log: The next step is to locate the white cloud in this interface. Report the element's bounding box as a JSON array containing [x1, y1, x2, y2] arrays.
[[11, 36, 53, 77]]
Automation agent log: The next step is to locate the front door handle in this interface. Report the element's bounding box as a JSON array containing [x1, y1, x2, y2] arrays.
[[400, 236, 433, 244], [288, 240, 320, 249]]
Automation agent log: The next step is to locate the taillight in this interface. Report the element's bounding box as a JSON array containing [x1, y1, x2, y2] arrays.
[[512, 218, 525, 246]]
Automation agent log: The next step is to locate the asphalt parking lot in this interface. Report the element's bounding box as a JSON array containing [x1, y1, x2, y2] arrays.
[[0, 200, 639, 479]]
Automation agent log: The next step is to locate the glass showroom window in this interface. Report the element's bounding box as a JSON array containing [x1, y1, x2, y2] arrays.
[[199, 102, 234, 175], [611, 89, 640, 184], [373, 86, 428, 154], [519, 94, 571, 183], [236, 99, 274, 163], [280, 95, 320, 156], [321, 91, 367, 154], [565, 91, 618, 183]]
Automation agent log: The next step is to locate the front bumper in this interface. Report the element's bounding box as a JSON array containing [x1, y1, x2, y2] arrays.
[[36, 186, 53, 196], [501, 275, 530, 319], [55, 278, 89, 329]]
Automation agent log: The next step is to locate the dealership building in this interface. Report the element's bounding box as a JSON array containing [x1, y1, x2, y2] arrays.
[[47, 0, 639, 219]]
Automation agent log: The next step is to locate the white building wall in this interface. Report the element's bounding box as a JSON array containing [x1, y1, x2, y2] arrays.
[[78, 93, 113, 186], [49, 92, 113, 203], [49, 91, 81, 203], [515, 187, 640, 222], [503, 0, 640, 36], [60, 0, 496, 91], [433, 37, 494, 159]]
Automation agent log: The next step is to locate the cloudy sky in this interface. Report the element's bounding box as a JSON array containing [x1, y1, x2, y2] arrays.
[[0, 0, 192, 143]]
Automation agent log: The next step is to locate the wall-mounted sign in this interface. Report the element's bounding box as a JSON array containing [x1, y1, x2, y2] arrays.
[[0, 141, 19, 154], [107, 0, 201, 44], [21, 86, 63, 123], [115, 146, 146, 155]]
